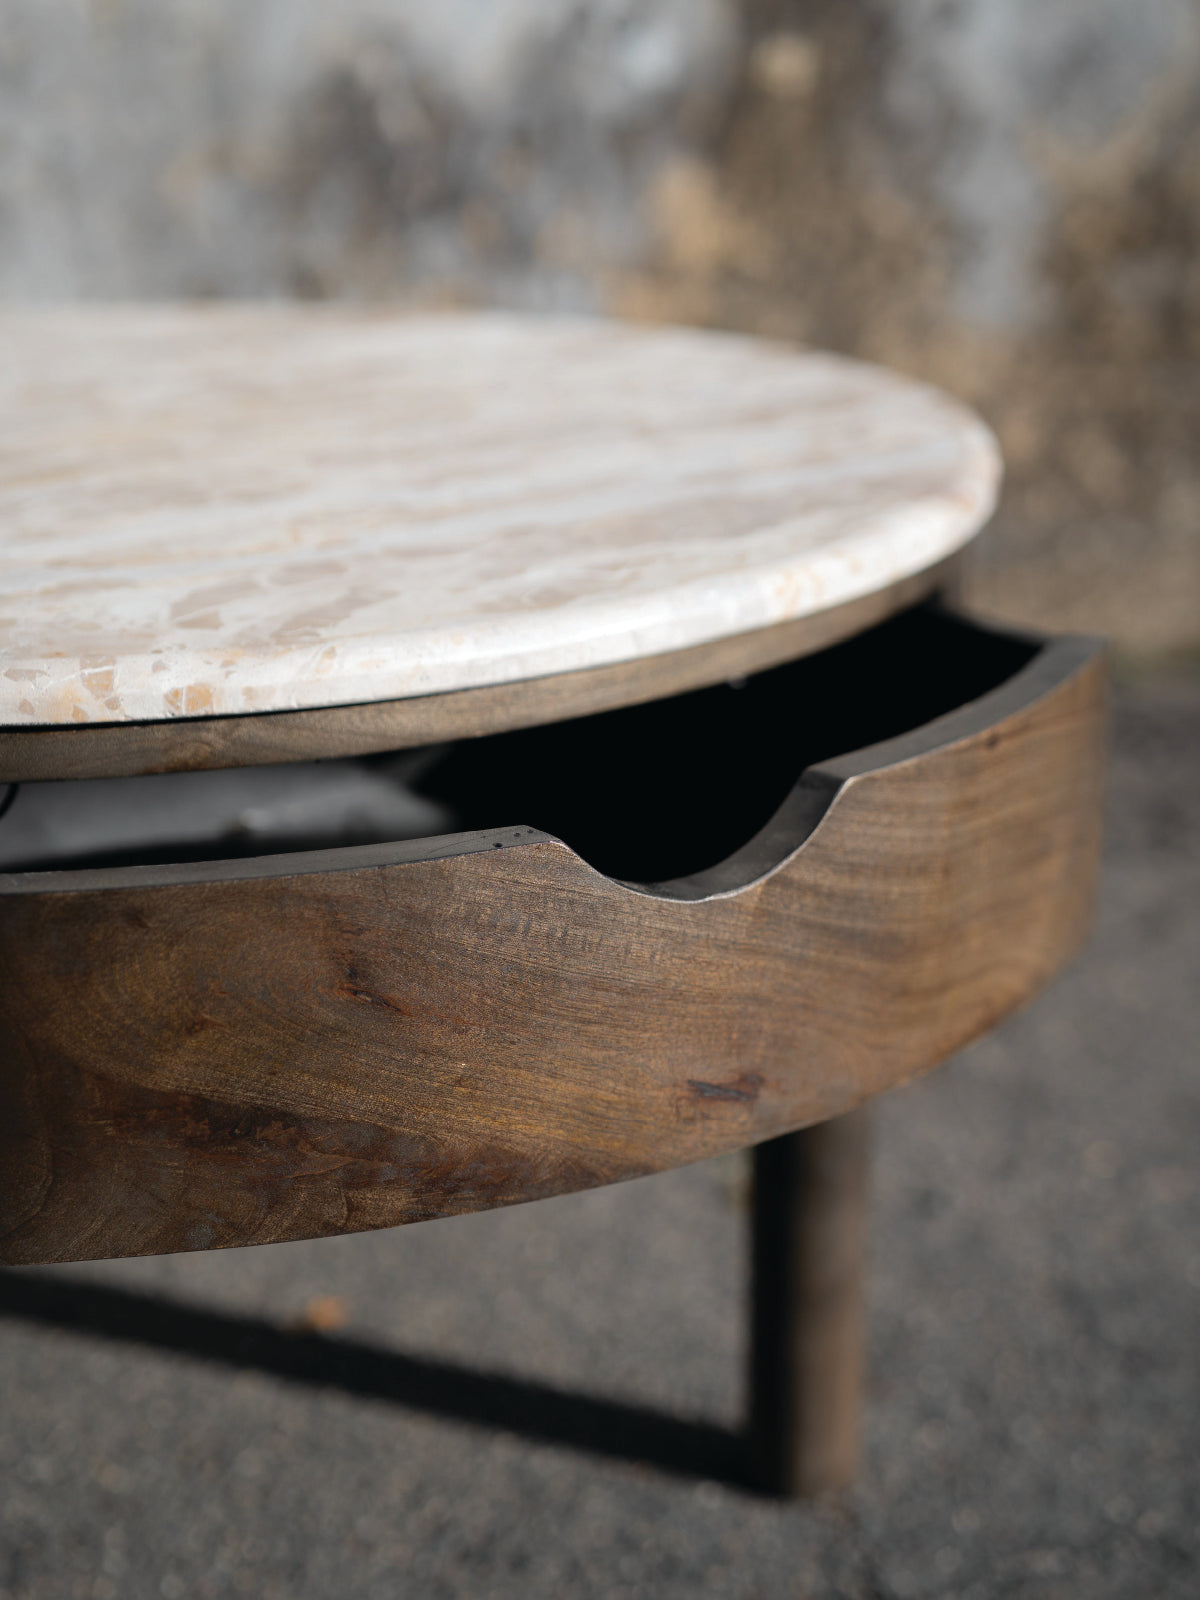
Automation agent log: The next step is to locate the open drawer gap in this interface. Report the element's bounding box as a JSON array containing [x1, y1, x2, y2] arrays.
[[0, 606, 1037, 885]]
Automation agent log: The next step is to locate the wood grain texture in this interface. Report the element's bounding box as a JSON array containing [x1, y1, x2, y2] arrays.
[[0, 630, 1105, 1266], [0, 560, 951, 782]]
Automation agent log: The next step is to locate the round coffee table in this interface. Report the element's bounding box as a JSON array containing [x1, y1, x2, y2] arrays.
[[0, 308, 1104, 1495]]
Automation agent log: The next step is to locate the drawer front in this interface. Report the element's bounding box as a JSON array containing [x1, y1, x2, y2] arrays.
[[0, 616, 1105, 1264]]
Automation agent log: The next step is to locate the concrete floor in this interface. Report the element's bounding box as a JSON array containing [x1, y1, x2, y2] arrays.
[[0, 671, 1197, 1600]]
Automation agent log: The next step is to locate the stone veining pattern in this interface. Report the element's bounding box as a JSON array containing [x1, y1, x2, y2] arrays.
[[0, 307, 1000, 725]]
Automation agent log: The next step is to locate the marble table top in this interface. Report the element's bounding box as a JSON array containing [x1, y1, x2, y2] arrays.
[[0, 307, 999, 727]]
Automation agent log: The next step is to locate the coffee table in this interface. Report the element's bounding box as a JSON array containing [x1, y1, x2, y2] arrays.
[[0, 307, 1104, 1495]]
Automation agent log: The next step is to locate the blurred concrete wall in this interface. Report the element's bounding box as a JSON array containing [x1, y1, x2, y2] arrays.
[[2, 0, 1198, 654]]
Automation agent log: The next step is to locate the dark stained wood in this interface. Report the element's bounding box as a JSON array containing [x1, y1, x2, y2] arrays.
[[0, 561, 954, 783], [0, 627, 1105, 1266], [750, 1111, 871, 1497]]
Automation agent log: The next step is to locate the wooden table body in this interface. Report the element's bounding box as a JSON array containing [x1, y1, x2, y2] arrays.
[[0, 311, 1102, 1495], [0, 613, 1105, 1493]]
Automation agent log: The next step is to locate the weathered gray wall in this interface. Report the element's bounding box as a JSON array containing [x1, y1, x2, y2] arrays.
[[2, 0, 1198, 653], [0, 0, 732, 303]]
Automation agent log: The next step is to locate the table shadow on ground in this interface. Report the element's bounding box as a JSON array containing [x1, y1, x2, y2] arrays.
[[0, 1268, 756, 1492]]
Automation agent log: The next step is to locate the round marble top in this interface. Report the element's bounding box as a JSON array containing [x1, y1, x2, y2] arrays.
[[0, 307, 999, 728]]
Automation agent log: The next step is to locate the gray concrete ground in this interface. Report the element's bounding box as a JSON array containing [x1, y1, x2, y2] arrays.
[[0, 671, 1197, 1600]]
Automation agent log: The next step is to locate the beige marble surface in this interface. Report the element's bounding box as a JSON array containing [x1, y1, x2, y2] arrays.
[[0, 307, 1000, 726]]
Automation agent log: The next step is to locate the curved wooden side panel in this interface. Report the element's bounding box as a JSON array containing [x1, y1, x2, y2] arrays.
[[0, 636, 1105, 1264]]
